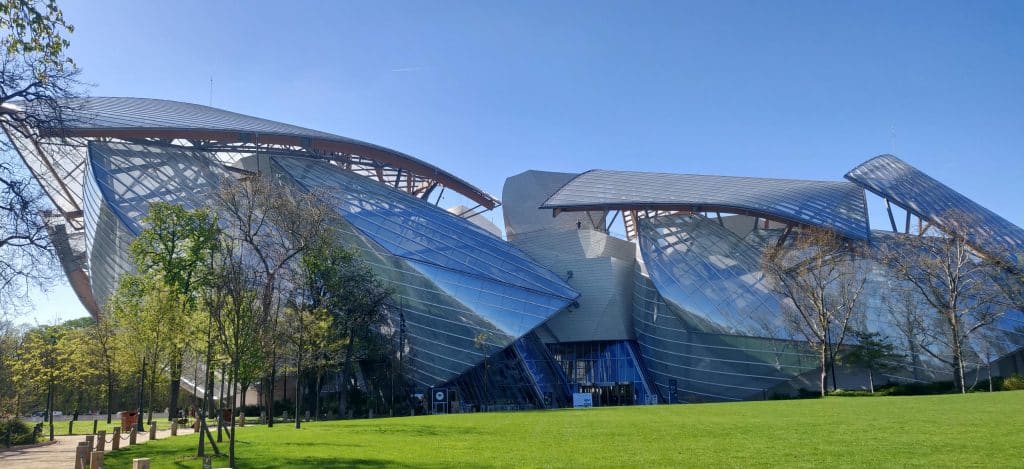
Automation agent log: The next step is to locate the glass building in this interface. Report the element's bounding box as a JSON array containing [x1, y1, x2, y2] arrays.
[[2, 97, 581, 410], [5, 96, 1023, 409]]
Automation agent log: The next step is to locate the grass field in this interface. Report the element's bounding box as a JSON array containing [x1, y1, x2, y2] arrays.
[[103, 391, 1024, 468]]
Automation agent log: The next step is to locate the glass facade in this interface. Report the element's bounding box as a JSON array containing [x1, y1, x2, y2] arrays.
[[84, 141, 229, 304], [547, 340, 657, 405], [271, 156, 579, 389], [81, 139, 579, 400], [630, 213, 1024, 401]]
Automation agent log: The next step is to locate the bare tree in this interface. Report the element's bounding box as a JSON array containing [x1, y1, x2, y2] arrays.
[[879, 211, 1017, 393], [762, 227, 869, 396], [215, 173, 330, 427]]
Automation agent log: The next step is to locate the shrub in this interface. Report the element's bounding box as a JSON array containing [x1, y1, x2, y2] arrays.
[[1000, 374, 1024, 391], [1, 419, 39, 446], [828, 389, 880, 397], [878, 381, 954, 396]]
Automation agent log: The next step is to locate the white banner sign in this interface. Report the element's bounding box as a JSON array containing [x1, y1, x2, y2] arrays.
[[572, 392, 593, 408]]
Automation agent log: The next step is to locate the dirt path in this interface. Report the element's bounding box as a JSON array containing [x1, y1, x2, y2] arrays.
[[0, 427, 177, 468]]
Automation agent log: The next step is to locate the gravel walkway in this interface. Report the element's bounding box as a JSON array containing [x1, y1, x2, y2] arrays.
[[0, 426, 177, 468]]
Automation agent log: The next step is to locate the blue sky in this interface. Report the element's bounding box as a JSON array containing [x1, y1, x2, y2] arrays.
[[21, 0, 1024, 324]]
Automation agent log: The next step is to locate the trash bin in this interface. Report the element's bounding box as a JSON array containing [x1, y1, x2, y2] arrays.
[[120, 411, 138, 430]]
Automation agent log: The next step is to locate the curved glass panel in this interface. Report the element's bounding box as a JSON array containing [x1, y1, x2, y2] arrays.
[[846, 154, 1024, 271], [637, 214, 784, 339], [273, 156, 578, 301], [542, 169, 869, 240]]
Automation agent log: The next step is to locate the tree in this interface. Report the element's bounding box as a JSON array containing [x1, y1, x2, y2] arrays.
[[880, 211, 1016, 394], [0, 0, 80, 317], [128, 202, 220, 423], [207, 250, 266, 468], [10, 323, 67, 440], [281, 301, 333, 429], [762, 227, 869, 397], [215, 174, 330, 427], [56, 321, 101, 422], [844, 330, 901, 393], [76, 316, 118, 423], [105, 273, 172, 431]]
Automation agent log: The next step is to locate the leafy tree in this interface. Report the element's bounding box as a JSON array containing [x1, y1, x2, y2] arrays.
[[74, 316, 118, 423], [762, 227, 869, 396], [0, 0, 73, 68], [844, 330, 901, 393], [10, 323, 67, 440], [129, 202, 220, 423], [207, 251, 265, 466], [105, 273, 173, 431], [0, 318, 26, 417], [56, 322, 101, 421]]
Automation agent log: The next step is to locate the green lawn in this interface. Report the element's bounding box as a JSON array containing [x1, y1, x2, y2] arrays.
[[103, 391, 1024, 468]]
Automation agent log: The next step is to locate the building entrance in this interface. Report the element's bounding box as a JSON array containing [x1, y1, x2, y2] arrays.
[[578, 382, 634, 406]]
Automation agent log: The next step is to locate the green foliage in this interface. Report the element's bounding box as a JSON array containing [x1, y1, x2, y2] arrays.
[[129, 202, 220, 302], [827, 389, 880, 397], [0, 0, 74, 70], [10, 324, 67, 392], [0, 418, 38, 445], [999, 374, 1024, 391], [102, 392, 1024, 468], [843, 330, 902, 392]]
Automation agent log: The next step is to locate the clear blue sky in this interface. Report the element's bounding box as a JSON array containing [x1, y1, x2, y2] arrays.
[[22, 0, 1024, 324]]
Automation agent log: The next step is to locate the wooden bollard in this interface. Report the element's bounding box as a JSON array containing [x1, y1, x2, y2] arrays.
[[96, 430, 106, 452], [148, 422, 156, 441], [90, 450, 104, 469], [131, 458, 150, 469], [111, 427, 120, 450], [84, 434, 95, 451], [128, 427, 137, 445], [74, 442, 88, 469], [170, 420, 177, 436]]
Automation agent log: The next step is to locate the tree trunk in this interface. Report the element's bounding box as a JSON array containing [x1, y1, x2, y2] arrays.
[[313, 372, 321, 423], [867, 368, 874, 394], [168, 355, 182, 422], [268, 360, 277, 428], [339, 332, 356, 417], [106, 377, 114, 424], [137, 358, 146, 433], [73, 390, 81, 421], [818, 349, 828, 397], [198, 324, 214, 457], [218, 362, 226, 443], [229, 354, 239, 469], [294, 358, 302, 429], [46, 381, 54, 441], [147, 361, 156, 425]]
